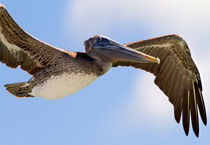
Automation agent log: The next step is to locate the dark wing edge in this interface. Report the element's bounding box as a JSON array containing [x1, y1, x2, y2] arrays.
[[0, 4, 67, 74], [112, 34, 207, 137]]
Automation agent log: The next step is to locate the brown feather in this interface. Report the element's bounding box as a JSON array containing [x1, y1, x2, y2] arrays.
[[190, 80, 199, 137], [167, 65, 179, 101], [182, 90, 190, 136], [0, 5, 69, 74], [173, 73, 184, 123], [112, 34, 207, 136], [197, 87, 207, 125]]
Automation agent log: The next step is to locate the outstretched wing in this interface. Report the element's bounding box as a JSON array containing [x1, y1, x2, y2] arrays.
[[0, 4, 67, 74], [112, 34, 207, 137]]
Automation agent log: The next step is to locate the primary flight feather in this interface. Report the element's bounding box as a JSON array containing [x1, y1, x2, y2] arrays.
[[0, 4, 206, 137]]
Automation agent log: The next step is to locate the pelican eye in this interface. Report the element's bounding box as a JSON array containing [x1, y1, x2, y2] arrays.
[[89, 38, 97, 45]]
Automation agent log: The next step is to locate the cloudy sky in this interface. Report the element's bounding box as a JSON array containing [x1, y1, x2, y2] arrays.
[[0, 0, 210, 145]]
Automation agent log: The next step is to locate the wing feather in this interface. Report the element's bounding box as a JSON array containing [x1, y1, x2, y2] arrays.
[[196, 86, 207, 124], [0, 5, 68, 74], [112, 34, 207, 136], [182, 89, 190, 136], [190, 80, 199, 136]]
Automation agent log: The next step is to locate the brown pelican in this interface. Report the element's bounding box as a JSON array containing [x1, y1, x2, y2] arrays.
[[0, 4, 207, 137]]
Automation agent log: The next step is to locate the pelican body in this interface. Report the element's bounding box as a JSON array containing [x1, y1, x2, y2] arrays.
[[0, 4, 207, 137], [29, 53, 104, 99]]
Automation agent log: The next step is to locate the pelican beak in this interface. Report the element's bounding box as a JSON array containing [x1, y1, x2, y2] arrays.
[[92, 39, 160, 64]]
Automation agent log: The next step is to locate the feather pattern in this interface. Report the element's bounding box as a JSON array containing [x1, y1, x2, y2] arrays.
[[0, 6, 69, 74], [112, 34, 207, 136], [0, 4, 206, 137]]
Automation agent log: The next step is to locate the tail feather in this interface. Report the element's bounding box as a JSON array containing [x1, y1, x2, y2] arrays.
[[4, 82, 34, 97]]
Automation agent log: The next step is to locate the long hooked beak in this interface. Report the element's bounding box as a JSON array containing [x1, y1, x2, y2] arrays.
[[92, 38, 160, 64]]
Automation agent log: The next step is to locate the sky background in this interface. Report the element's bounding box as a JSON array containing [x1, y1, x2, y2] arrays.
[[0, 0, 210, 145]]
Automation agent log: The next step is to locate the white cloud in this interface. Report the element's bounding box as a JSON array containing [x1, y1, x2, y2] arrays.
[[66, 0, 210, 38], [66, 0, 210, 132], [132, 73, 173, 123], [109, 72, 174, 133]]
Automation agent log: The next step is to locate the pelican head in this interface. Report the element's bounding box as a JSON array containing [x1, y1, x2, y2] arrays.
[[84, 35, 160, 64]]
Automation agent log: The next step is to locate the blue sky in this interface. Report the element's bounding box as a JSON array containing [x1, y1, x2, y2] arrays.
[[0, 0, 210, 145]]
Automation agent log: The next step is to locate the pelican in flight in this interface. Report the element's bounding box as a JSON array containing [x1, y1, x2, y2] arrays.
[[0, 4, 207, 137]]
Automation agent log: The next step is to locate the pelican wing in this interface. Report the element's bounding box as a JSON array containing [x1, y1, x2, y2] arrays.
[[112, 34, 207, 137], [0, 4, 67, 74]]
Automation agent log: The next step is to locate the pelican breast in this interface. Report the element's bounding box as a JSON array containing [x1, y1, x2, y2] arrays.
[[30, 72, 98, 99]]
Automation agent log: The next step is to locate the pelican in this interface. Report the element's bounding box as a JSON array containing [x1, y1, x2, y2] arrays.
[[0, 4, 207, 137]]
